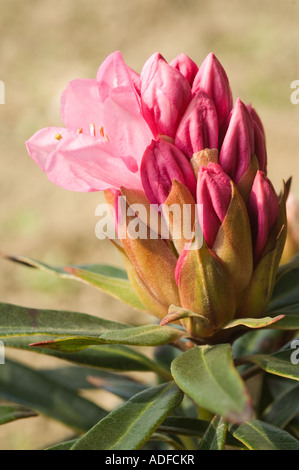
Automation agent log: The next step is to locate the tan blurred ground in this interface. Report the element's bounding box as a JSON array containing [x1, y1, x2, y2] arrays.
[[0, 0, 299, 449]]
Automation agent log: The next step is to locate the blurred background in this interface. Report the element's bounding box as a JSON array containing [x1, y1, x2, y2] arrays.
[[0, 0, 299, 449]]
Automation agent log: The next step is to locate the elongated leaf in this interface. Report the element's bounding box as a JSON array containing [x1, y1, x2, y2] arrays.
[[71, 382, 183, 450], [246, 349, 299, 381], [0, 405, 37, 425], [0, 253, 146, 312], [230, 419, 299, 450], [0, 302, 130, 338], [46, 439, 78, 450], [223, 315, 284, 330], [30, 325, 186, 351], [266, 313, 299, 330], [171, 344, 253, 423], [3, 337, 172, 380], [42, 366, 147, 399], [197, 415, 227, 450], [0, 359, 106, 431], [262, 382, 299, 428]]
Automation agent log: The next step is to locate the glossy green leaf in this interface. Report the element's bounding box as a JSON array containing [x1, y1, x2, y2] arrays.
[[0, 253, 146, 312], [3, 337, 172, 380], [0, 405, 37, 425], [71, 382, 183, 450], [30, 324, 186, 351], [262, 382, 299, 428], [171, 344, 253, 423], [246, 349, 299, 381], [230, 419, 299, 450], [0, 358, 106, 431], [0, 302, 130, 338], [197, 415, 227, 450]]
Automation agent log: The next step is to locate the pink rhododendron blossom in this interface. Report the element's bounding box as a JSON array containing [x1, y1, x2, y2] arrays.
[[26, 51, 287, 338]]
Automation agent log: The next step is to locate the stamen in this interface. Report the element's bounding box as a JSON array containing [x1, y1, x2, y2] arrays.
[[99, 126, 105, 138], [90, 123, 96, 137], [77, 128, 83, 134], [55, 133, 62, 140]]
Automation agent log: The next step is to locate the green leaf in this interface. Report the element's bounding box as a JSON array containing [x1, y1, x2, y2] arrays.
[[46, 439, 78, 450], [0, 358, 106, 431], [266, 312, 299, 330], [160, 305, 209, 327], [30, 324, 186, 351], [230, 419, 299, 450], [3, 337, 172, 380], [223, 315, 284, 330], [0, 405, 37, 425], [197, 415, 228, 450], [71, 382, 183, 450], [262, 382, 299, 428], [245, 349, 299, 381], [171, 344, 253, 423], [0, 253, 146, 312], [42, 366, 147, 400], [0, 302, 130, 338]]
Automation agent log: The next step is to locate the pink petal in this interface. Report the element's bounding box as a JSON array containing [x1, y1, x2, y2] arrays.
[[248, 171, 280, 263], [140, 139, 197, 205], [170, 53, 199, 86], [60, 79, 104, 136], [96, 51, 139, 102], [175, 91, 218, 158], [197, 163, 232, 247], [140, 53, 192, 139], [103, 86, 153, 165], [219, 98, 255, 183], [26, 127, 72, 171], [31, 132, 142, 192], [192, 53, 233, 130]]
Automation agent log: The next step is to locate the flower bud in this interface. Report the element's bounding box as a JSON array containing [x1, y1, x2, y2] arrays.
[[174, 91, 218, 158], [170, 53, 199, 86], [219, 99, 255, 184], [117, 197, 181, 319], [197, 163, 253, 302], [175, 239, 236, 338], [140, 53, 192, 138], [238, 179, 287, 318], [247, 103, 267, 173], [248, 171, 280, 264], [192, 53, 233, 130], [140, 139, 197, 205], [197, 163, 232, 248]]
